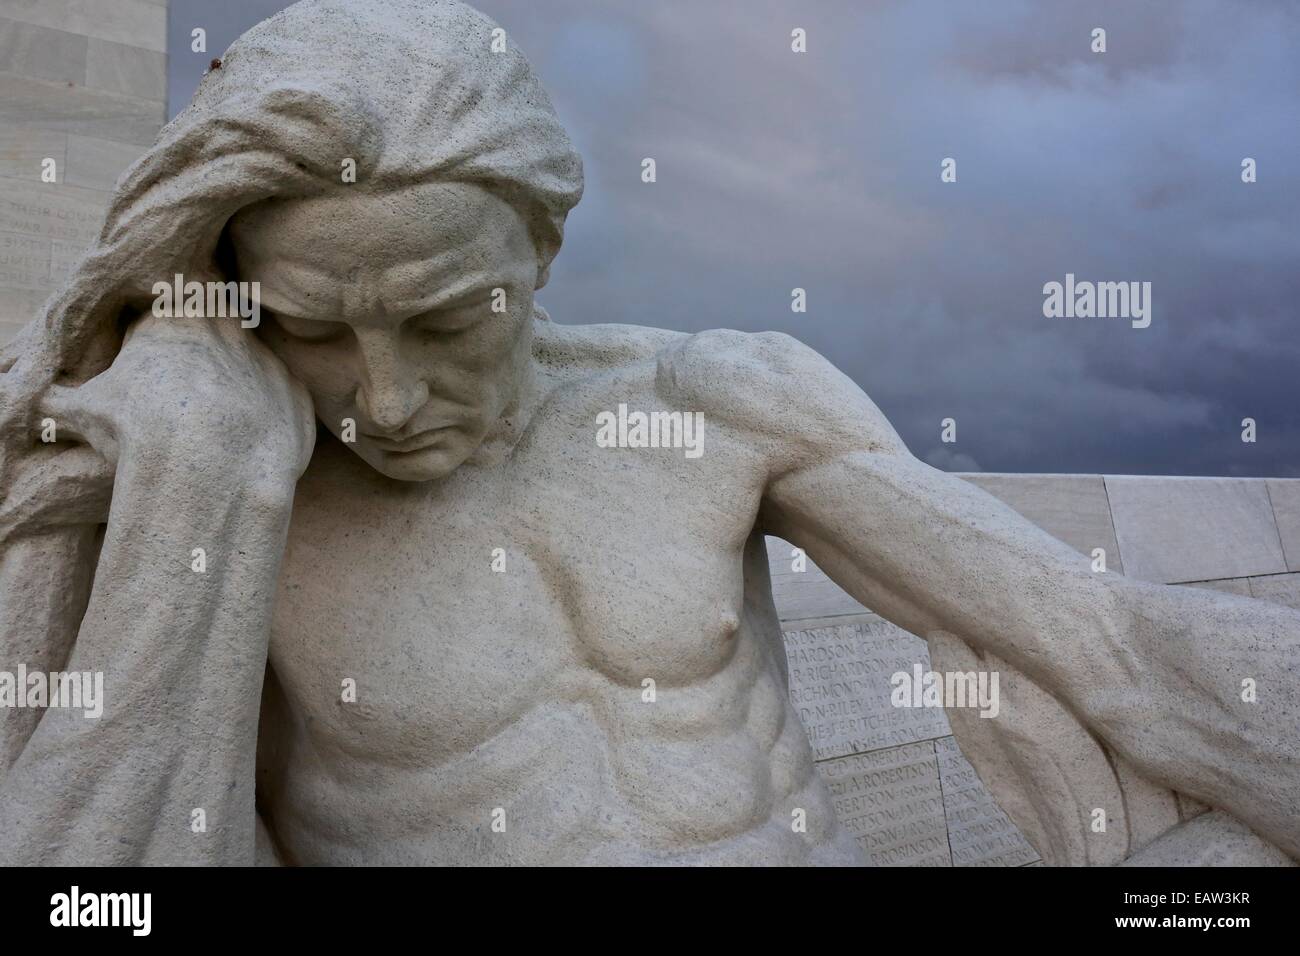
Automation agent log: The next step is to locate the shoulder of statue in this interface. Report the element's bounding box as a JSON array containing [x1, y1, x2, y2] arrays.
[[653, 329, 902, 460]]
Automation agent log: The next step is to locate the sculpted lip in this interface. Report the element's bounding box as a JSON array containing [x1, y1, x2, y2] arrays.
[[366, 427, 453, 453]]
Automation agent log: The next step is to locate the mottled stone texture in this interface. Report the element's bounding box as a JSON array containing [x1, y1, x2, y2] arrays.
[[3, 1, 1298, 868], [0, 1, 168, 345], [771, 474, 1300, 866]]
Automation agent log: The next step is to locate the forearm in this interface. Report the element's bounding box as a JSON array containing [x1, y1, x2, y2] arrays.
[[0, 447, 294, 865], [767, 451, 1300, 856], [1, 445, 113, 772], [765, 451, 1124, 672], [0, 527, 100, 772]]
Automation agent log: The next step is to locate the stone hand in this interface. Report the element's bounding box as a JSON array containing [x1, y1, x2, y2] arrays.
[[0, 315, 317, 866], [36, 313, 316, 491]]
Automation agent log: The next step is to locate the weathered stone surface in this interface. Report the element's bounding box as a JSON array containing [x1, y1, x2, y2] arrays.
[[1105, 476, 1288, 583], [0, 0, 166, 54], [0, 127, 67, 183], [85, 37, 166, 101], [2, 0, 1298, 871], [961, 473, 1123, 574], [0, 72, 164, 146], [1185, 578, 1253, 597], [1249, 573, 1300, 612], [1267, 479, 1300, 573], [766, 535, 869, 621], [935, 736, 1039, 867], [0, 17, 88, 86], [770, 474, 1293, 867], [783, 618, 950, 761], [1122, 811, 1298, 866], [817, 742, 951, 866]]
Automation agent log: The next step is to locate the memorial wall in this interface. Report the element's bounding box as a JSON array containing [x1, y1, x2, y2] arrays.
[[0, 0, 169, 347]]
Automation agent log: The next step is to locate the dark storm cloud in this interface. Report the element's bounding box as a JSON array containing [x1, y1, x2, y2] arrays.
[[169, 0, 1300, 476]]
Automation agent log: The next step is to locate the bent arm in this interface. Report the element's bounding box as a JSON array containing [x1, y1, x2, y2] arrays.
[[762, 430, 1299, 860], [764, 450, 1300, 854], [0, 444, 115, 770], [665, 328, 1300, 859], [0, 527, 101, 771], [0, 449, 295, 865], [0, 315, 312, 866]]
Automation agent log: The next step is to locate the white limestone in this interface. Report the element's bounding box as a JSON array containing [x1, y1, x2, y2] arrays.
[[1106, 475, 1287, 582], [0, 2, 167, 346], [1267, 479, 1300, 573], [0, 0, 1297, 869], [962, 473, 1123, 574]]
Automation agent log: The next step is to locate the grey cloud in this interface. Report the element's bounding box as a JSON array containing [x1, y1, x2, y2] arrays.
[[169, 0, 1300, 476]]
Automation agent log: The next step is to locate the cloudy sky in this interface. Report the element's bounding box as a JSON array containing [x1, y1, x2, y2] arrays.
[[169, 0, 1300, 476]]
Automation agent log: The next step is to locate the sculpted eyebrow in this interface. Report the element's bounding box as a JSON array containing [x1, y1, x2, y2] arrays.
[[388, 281, 499, 318], [253, 261, 334, 311]]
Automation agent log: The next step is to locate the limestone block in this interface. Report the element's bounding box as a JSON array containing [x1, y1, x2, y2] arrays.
[[935, 735, 1039, 867], [0, 0, 166, 54], [816, 741, 951, 866], [0, 285, 49, 323], [1105, 476, 1287, 583], [1267, 479, 1300, 573], [0, 174, 109, 243], [0, 17, 88, 85], [783, 617, 950, 761], [0, 127, 67, 185], [0, 317, 29, 346], [1249, 573, 1300, 612], [0, 72, 164, 146], [766, 535, 869, 622], [0, 230, 51, 288], [1184, 578, 1253, 597], [961, 473, 1123, 574], [0, 127, 67, 183], [63, 134, 144, 192], [86, 37, 166, 101]]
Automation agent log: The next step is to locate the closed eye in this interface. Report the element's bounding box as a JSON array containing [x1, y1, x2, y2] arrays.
[[408, 300, 489, 336], [270, 310, 348, 342]]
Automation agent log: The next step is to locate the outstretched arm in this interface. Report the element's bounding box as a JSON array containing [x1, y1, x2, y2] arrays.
[[667, 329, 1300, 859]]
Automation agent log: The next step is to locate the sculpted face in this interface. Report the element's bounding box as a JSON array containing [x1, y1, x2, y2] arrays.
[[229, 182, 538, 481]]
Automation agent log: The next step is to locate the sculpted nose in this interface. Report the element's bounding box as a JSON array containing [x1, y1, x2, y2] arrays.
[[353, 329, 429, 432]]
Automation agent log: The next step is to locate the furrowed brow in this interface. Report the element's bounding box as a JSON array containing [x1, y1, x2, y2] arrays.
[[381, 274, 501, 319]]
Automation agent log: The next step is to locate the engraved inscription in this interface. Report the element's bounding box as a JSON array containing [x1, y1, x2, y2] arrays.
[[817, 742, 951, 866], [936, 735, 1039, 867], [784, 619, 951, 761]]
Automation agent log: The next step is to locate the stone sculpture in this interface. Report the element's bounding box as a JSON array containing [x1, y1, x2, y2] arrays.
[[0, 0, 1296, 866]]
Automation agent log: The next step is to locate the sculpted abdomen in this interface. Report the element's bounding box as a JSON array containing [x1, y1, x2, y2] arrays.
[[261, 424, 856, 864]]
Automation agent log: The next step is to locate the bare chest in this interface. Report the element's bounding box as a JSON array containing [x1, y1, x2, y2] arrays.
[[268, 421, 768, 764]]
